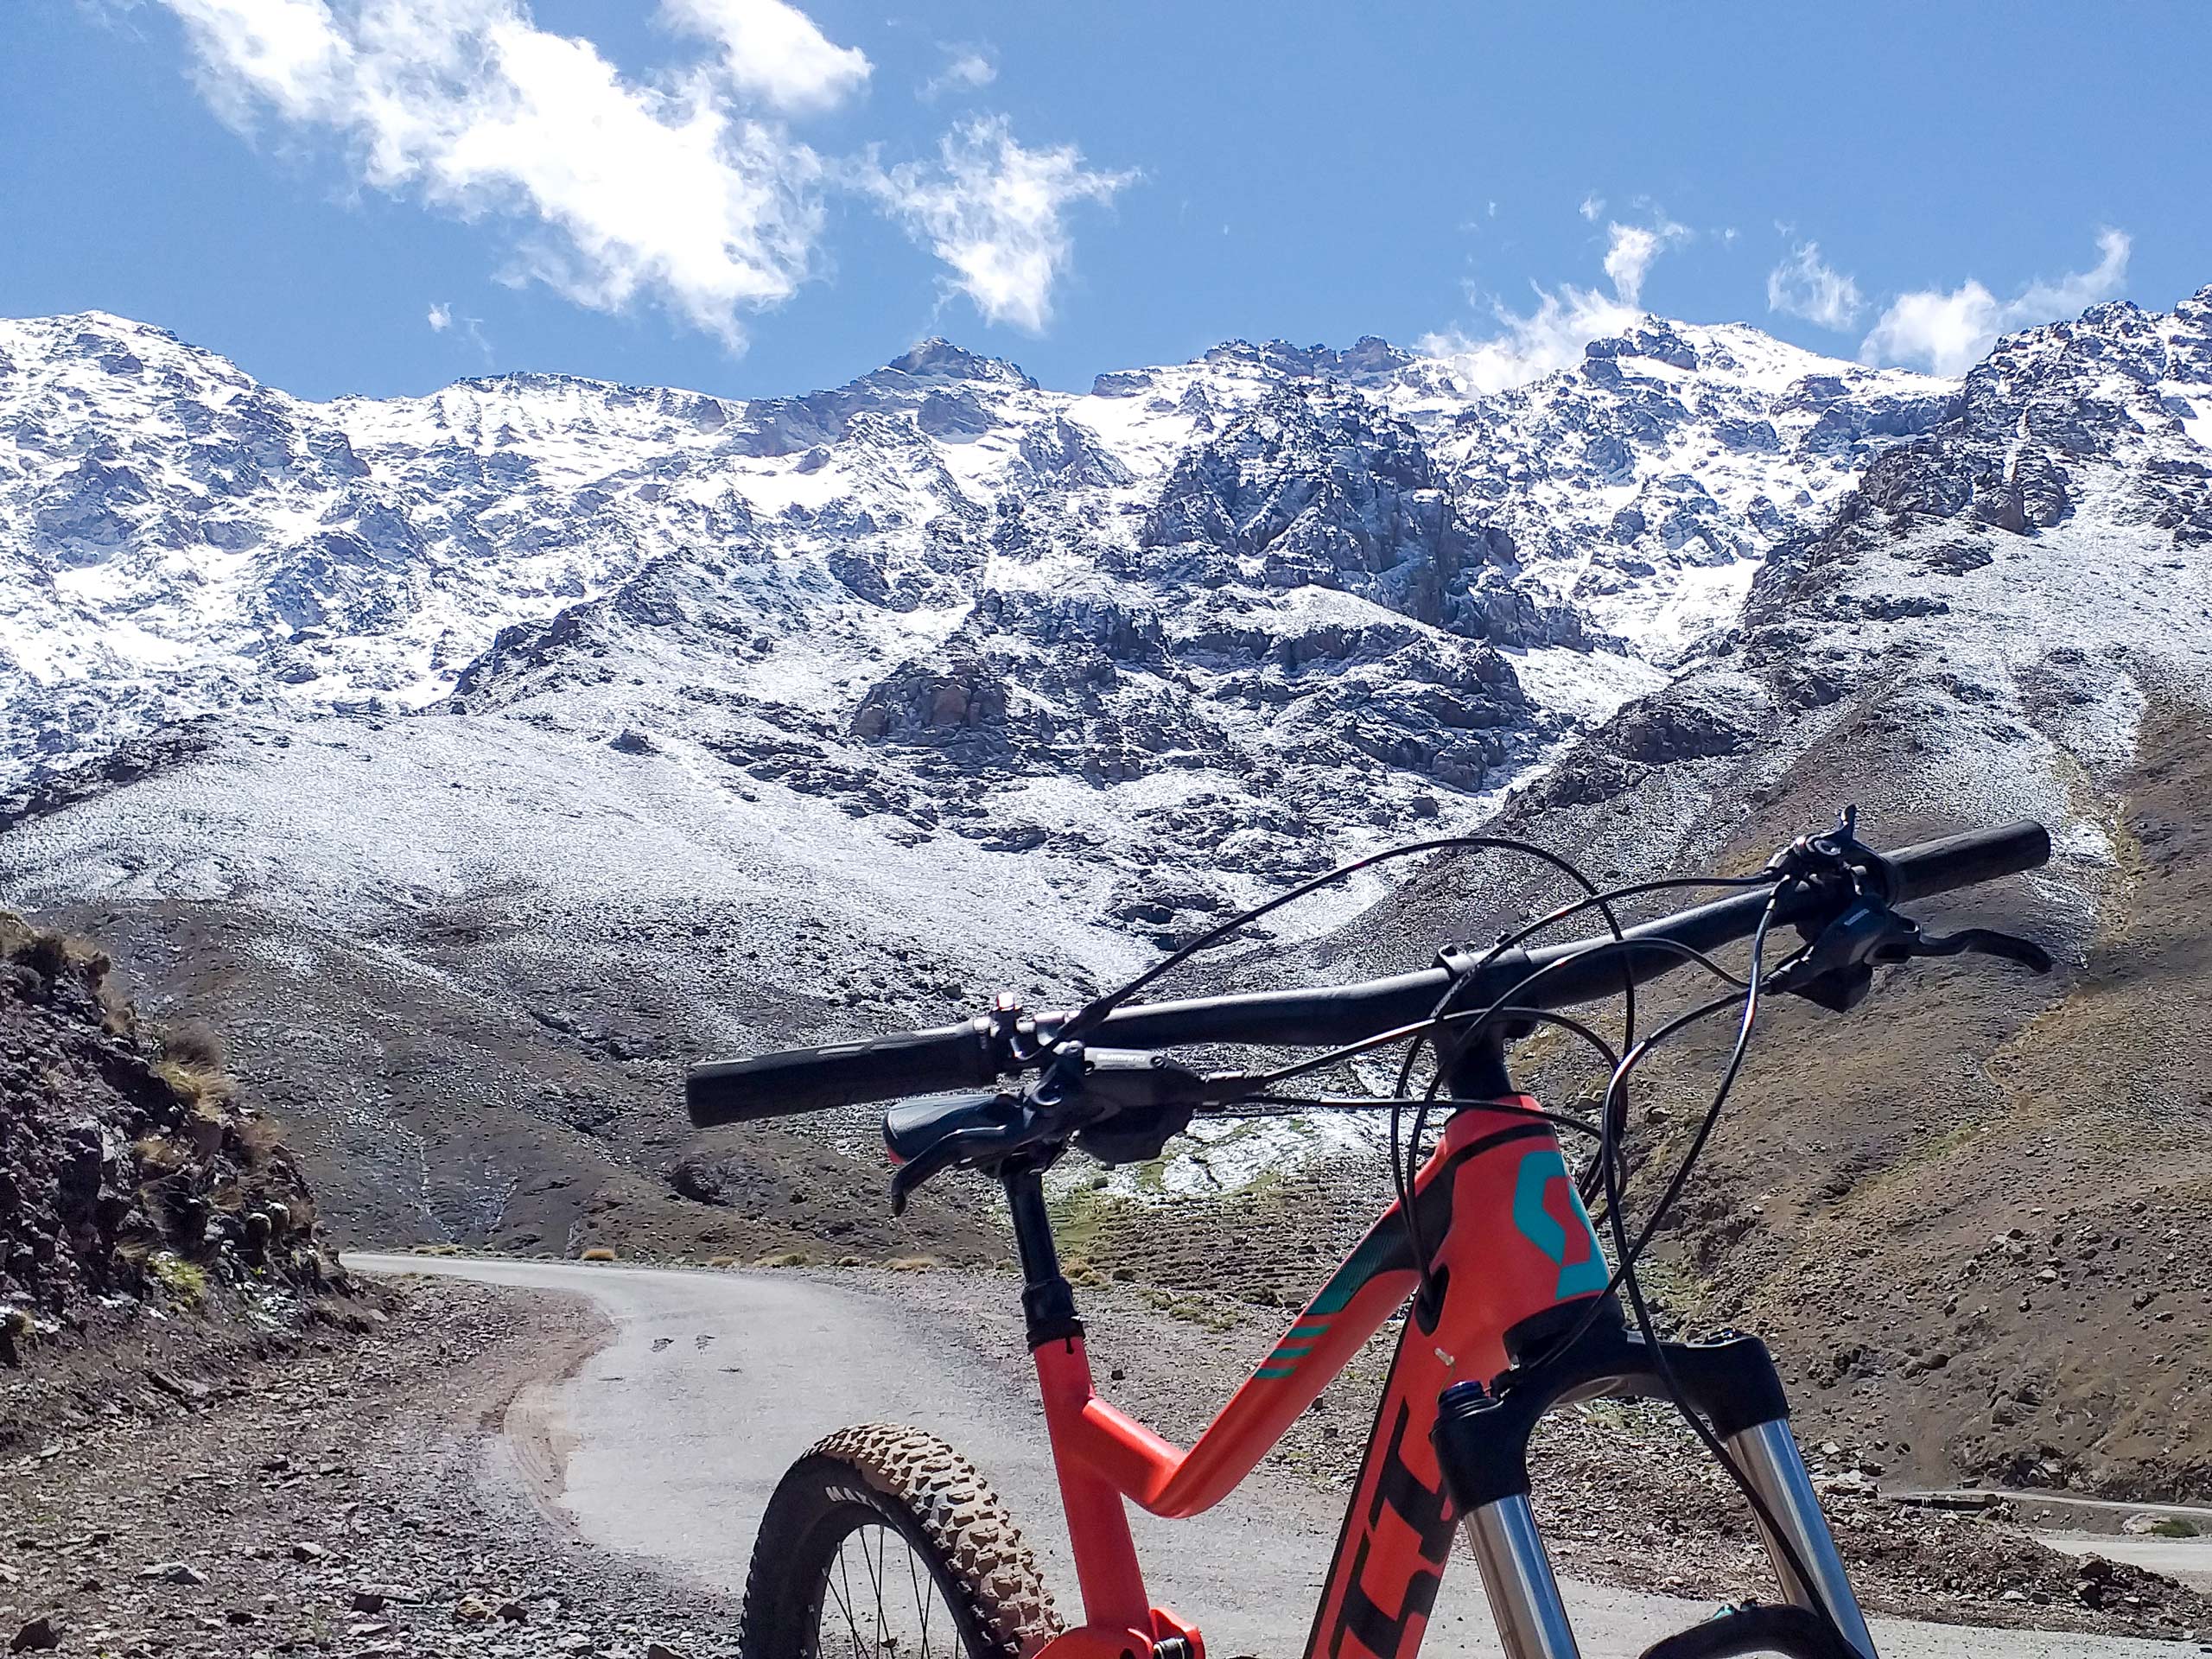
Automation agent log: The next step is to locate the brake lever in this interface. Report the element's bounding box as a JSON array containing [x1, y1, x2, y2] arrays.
[[1775, 898, 2053, 1013], [886, 1048, 1219, 1212], [889, 1122, 1030, 1215], [1908, 926, 2055, 974]]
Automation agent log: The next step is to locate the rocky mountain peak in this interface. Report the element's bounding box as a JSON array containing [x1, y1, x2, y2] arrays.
[[1584, 320, 1702, 372], [876, 337, 1037, 390], [1193, 335, 1416, 386]]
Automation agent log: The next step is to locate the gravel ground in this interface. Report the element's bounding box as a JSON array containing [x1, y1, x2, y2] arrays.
[[0, 1279, 740, 1659], [4, 1262, 2208, 1657]]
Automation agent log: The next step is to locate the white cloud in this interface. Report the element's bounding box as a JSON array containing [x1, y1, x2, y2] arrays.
[[159, 0, 862, 346], [1417, 283, 1639, 395], [1765, 239, 1862, 330], [163, 0, 349, 124], [1416, 210, 1692, 394], [864, 115, 1133, 334], [1859, 228, 2132, 376], [658, 0, 870, 114], [1579, 193, 1604, 223], [426, 299, 493, 358], [921, 44, 996, 101], [1602, 216, 1688, 307]]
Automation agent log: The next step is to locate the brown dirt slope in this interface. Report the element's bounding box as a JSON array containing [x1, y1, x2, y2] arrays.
[[1661, 694, 2212, 1500], [1307, 683, 2212, 1502], [43, 899, 1006, 1268]]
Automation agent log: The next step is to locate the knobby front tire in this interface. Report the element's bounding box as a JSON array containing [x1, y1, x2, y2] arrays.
[[740, 1423, 1063, 1659]]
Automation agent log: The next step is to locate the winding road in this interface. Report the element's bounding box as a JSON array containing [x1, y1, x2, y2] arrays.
[[347, 1254, 2182, 1659]]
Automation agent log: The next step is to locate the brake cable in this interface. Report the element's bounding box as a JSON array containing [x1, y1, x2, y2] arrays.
[[1471, 871, 1779, 1199], [1214, 1096, 1609, 1137], [1595, 890, 1860, 1656], [1202, 1005, 1625, 1145], [1230, 941, 1747, 1096], [1386, 931, 1753, 1308], [1039, 834, 1643, 1065], [1385, 869, 1786, 1296]]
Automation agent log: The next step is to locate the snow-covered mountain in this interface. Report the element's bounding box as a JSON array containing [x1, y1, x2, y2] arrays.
[[2, 309, 1943, 912], [2, 292, 2206, 1258]]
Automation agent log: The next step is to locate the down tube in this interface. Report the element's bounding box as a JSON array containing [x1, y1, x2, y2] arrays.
[[1300, 1107, 1611, 1659]]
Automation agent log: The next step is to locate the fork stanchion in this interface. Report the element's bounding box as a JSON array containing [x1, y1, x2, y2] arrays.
[[1722, 1419, 1878, 1658], [1461, 1495, 1584, 1659]]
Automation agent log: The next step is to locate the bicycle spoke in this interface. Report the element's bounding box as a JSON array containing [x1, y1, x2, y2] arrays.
[[906, 1541, 935, 1659], [813, 1522, 966, 1659], [871, 1523, 891, 1654], [819, 1535, 863, 1659]]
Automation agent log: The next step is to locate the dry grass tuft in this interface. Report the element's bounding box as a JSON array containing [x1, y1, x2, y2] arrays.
[[156, 1018, 227, 1071], [133, 1135, 191, 1175], [156, 1057, 240, 1112], [228, 1111, 289, 1169]]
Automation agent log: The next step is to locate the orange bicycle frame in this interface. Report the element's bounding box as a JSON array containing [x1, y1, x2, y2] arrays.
[[1023, 1100, 1611, 1659]]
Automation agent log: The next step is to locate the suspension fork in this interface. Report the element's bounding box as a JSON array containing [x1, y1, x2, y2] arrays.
[[1430, 1313, 1878, 1659]]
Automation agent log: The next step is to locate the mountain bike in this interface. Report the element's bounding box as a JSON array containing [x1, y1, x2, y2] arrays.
[[686, 812, 2056, 1659]]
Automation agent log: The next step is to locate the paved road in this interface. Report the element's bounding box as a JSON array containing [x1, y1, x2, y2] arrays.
[[348, 1254, 2182, 1658], [2045, 1535, 2212, 1593]]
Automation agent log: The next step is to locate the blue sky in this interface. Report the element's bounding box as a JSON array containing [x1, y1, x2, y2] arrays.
[[4, 1, 2208, 403]]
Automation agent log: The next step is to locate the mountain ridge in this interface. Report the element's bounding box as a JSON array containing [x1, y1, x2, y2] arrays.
[[2, 289, 2205, 1273]]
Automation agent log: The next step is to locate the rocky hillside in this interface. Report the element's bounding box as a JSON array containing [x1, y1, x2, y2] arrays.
[[1324, 288, 2212, 1497], [0, 908, 333, 1441]]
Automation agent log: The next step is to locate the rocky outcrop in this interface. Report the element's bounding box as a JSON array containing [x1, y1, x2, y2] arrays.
[[0, 914, 327, 1338], [851, 659, 1010, 746], [1139, 382, 1509, 632]]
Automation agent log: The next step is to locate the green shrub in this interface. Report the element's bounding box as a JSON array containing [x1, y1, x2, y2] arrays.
[[148, 1251, 209, 1307]]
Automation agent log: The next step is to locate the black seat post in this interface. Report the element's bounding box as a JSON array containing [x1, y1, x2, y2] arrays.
[[1003, 1163, 1084, 1349]]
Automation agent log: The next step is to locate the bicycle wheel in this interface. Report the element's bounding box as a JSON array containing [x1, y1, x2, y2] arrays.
[[740, 1423, 1062, 1659]]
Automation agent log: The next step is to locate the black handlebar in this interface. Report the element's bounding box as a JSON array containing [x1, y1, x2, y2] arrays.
[[684, 819, 2051, 1128], [1090, 818, 2051, 1052], [686, 1021, 1001, 1126]]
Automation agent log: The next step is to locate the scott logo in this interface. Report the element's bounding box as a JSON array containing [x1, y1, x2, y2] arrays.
[[1511, 1147, 1608, 1300], [1324, 1402, 1452, 1659]]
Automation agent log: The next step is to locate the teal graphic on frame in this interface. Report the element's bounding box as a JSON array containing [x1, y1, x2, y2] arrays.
[[1511, 1147, 1610, 1299]]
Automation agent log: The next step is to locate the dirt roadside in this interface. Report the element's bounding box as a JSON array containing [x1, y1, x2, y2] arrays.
[[0, 1277, 742, 1659], [6, 1261, 2210, 1658]]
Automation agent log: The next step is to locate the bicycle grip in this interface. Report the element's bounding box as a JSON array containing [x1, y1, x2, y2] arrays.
[[685, 1021, 1000, 1127], [1882, 819, 2050, 905]]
